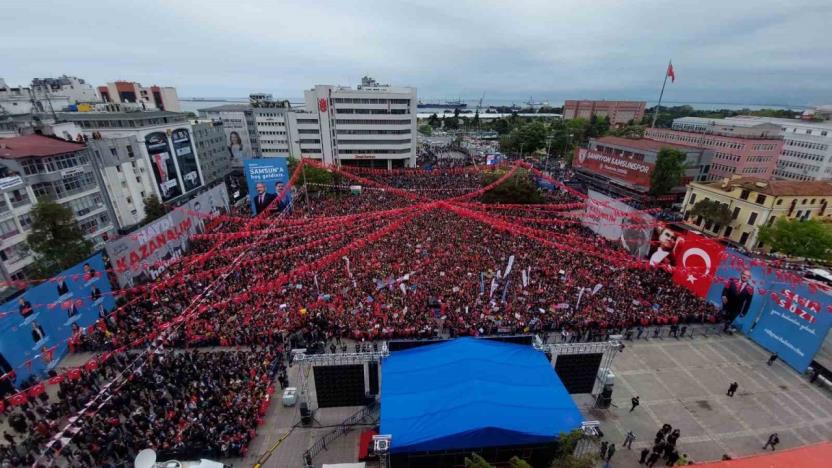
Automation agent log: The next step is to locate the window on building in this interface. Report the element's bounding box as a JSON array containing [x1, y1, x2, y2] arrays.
[[803, 198, 808, 204], [0, 219, 20, 239], [739, 232, 750, 245], [756, 194, 766, 204], [811, 198, 816, 204], [732, 207, 740, 220], [739, 189, 750, 200], [776, 199, 782, 205], [127, 145, 135, 158], [110, 147, 117, 157], [689, 193, 697, 205], [723, 226, 733, 238], [18, 213, 32, 230], [747, 212, 758, 225]]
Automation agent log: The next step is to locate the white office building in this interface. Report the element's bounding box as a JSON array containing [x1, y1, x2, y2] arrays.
[[304, 76, 417, 168]]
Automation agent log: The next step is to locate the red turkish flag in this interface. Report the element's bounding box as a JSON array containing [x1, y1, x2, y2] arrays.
[[667, 61, 676, 83], [672, 232, 724, 297], [27, 383, 45, 398], [9, 393, 27, 406]]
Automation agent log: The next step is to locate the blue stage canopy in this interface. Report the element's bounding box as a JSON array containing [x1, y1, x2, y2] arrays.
[[380, 337, 583, 453]]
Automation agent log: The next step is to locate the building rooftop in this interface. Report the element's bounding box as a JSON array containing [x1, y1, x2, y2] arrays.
[[702, 176, 832, 197], [198, 104, 252, 112], [674, 116, 778, 129], [726, 115, 832, 129], [57, 111, 184, 121], [0, 134, 84, 159], [594, 135, 698, 152]]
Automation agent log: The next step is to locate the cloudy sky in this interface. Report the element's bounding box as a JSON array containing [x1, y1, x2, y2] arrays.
[[3, 0, 830, 106]]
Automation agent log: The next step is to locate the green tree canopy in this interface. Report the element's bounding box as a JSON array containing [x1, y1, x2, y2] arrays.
[[499, 121, 548, 155], [287, 157, 335, 192], [26, 200, 93, 277], [759, 218, 832, 259], [689, 199, 733, 226], [427, 113, 441, 129], [142, 194, 168, 225], [480, 169, 543, 204], [649, 148, 687, 196], [418, 124, 433, 136], [463, 453, 532, 468]]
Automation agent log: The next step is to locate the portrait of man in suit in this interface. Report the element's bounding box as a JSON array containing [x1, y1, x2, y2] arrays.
[[252, 181, 276, 215], [722, 269, 754, 331]]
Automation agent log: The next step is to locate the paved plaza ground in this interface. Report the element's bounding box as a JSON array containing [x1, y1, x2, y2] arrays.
[[236, 332, 832, 468]]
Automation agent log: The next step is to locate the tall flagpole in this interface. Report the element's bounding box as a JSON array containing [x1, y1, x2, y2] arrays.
[[651, 60, 672, 128]]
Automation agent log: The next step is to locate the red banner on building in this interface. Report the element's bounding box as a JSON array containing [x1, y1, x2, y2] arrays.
[[573, 148, 654, 190]]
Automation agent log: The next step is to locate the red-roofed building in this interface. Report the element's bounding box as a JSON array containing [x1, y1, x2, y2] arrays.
[[572, 136, 713, 206], [0, 135, 114, 286]]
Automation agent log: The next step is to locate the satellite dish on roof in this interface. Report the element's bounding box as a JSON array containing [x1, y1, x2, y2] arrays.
[[134, 448, 157, 468]]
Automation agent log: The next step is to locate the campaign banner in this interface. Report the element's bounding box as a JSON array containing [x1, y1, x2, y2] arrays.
[[243, 158, 290, 216], [221, 111, 255, 167], [171, 128, 203, 193], [185, 183, 230, 234], [0, 254, 115, 387], [145, 132, 183, 201], [585, 190, 654, 259], [705, 250, 832, 372], [105, 210, 193, 287], [573, 148, 653, 190]]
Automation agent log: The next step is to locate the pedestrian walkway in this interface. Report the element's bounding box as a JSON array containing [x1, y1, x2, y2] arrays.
[[576, 333, 832, 466]]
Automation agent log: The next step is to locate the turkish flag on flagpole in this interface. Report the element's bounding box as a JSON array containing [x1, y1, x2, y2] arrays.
[[666, 61, 676, 83], [671, 232, 724, 297]]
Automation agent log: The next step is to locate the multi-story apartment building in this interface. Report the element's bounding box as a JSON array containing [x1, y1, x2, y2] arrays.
[[98, 81, 180, 112], [719, 117, 832, 181], [573, 135, 712, 206], [0, 78, 70, 116], [681, 176, 832, 250], [563, 100, 646, 127], [646, 117, 783, 180], [0, 135, 115, 285], [192, 120, 232, 185], [306, 77, 417, 168], [31, 76, 100, 105], [58, 111, 205, 229]]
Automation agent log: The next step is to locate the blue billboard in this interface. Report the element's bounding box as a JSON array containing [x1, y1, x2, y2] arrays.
[[0, 253, 115, 387], [243, 158, 290, 216], [706, 250, 832, 372]]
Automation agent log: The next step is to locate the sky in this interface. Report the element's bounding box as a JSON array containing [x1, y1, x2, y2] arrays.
[[2, 0, 831, 106]]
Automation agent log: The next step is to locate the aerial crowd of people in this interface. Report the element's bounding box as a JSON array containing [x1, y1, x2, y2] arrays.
[[0, 156, 726, 466]]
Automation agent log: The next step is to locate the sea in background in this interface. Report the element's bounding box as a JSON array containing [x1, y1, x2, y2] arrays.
[[179, 97, 807, 115]]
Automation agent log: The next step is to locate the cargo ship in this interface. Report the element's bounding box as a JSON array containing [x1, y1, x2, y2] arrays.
[[417, 99, 468, 109]]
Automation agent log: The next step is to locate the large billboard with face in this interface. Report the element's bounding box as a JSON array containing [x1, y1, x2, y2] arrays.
[[0, 254, 115, 387], [185, 183, 230, 234], [220, 111, 255, 168], [704, 251, 832, 373], [573, 148, 654, 190], [243, 158, 290, 216], [584, 190, 654, 258], [171, 128, 203, 193], [145, 132, 183, 201]]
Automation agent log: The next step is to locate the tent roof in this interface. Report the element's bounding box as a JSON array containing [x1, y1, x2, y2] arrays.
[[380, 337, 582, 453], [693, 443, 832, 468]]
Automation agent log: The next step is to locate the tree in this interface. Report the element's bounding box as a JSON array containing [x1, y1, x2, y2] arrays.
[[649, 148, 687, 196], [499, 121, 547, 155], [427, 113, 441, 129], [142, 194, 168, 224], [473, 110, 480, 129], [26, 200, 93, 277], [610, 124, 646, 139], [689, 199, 733, 226], [759, 218, 832, 259], [480, 169, 543, 204], [287, 156, 334, 191], [418, 124, 433, 136], [464, 453, 532, 468], [551, 430, 598, 468]]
